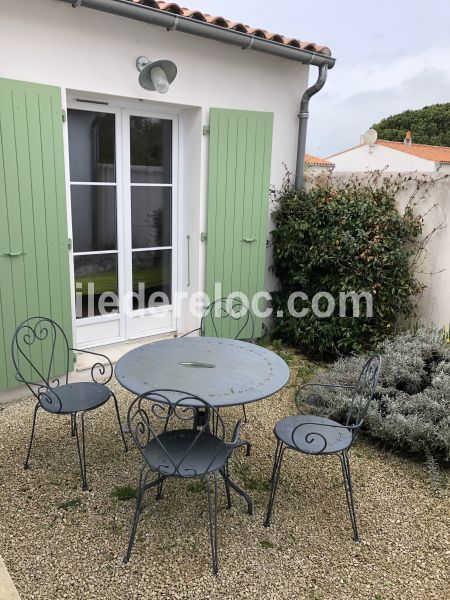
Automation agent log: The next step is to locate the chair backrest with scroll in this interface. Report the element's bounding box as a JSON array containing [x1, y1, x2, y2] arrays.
[[346, 354, 382, 428], [11, 316, 71, 412], [127, 389, 227, 478], [200, 297, 255, 340]]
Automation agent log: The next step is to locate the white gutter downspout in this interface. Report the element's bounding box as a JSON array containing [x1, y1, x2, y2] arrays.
[[62, 0, 335, 190]]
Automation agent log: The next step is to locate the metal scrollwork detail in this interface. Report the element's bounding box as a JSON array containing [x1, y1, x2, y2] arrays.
[[127, 389, 231, 478], [201, 297, 256, 340], [348, 355, 382, 426], [11, 317, 71, 406], [291, 422, 329, 454], [38, 387, 63, 414], [71, 349, 113, 384], [295, 388, 329, 416]]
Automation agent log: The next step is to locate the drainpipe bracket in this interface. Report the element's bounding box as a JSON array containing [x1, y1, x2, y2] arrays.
[[243, 36, 255, 50], [167, 16, 179, 31]]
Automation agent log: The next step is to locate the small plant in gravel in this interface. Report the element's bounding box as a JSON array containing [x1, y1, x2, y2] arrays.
[[233, 459, 271, 492], [111, 485, 137, 501], [186, 480, 207, 494], [307, 591, 325, 600], [296, 325, 450, 464], [297, 359, 320, 384], [57, 498, 81, 510], [260, 540, 274, 549]]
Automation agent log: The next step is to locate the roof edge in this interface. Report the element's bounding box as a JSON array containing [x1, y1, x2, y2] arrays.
[[59, 0, 336, 67], [326, 139, 450, 163]]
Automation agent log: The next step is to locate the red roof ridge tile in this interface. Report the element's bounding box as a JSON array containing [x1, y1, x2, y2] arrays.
[[378, 139, 450, 151], [326, 140, 450, 163], [129, 0, 331, 55]]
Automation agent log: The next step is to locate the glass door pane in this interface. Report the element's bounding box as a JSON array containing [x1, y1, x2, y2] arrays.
[[131, 187, 171, 248], [74, 254, 119, 317], [71, 186, 117, 252], [68, 109, 119, 320], [132, 250, 171, 309], [130, 116, 172, 183], [68, 111, 116, 182], [129, 115, 173, 313]]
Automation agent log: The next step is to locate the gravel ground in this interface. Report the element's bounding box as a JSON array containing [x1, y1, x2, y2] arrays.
[[0, 360, 448, 600]]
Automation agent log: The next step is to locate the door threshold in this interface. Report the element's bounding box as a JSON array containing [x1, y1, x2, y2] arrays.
[[76, 331, 177, 372]]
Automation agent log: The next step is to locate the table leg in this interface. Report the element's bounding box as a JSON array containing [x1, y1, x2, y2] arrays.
[[193, 407, 218, 434], [219, 467, 253, 515]]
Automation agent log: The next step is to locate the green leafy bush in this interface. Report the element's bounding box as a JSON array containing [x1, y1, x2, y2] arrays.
[[270, 175, 424, 357], [372, 103, 450, 147], [297, 326, 450, 462]]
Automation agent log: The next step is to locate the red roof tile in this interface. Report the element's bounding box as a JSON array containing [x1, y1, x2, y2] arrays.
[[304, 153, 334, 167], [376, 140, 450, 164], [327, 140, 450, 163], [130, 0, 331, 55]]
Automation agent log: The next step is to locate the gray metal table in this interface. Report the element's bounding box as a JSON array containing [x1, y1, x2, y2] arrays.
[[115, 337, 289, 513], [115, 336, 290, 407]]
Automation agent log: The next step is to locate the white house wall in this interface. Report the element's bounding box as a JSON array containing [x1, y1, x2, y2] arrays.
[[331, 144, 435, 172], [0, 0, 309, 334]]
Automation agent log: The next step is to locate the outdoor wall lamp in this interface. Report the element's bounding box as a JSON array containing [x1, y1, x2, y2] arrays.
[[136, 56, 177, 93]]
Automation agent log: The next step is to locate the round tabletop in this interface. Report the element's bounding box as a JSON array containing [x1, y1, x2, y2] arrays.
[[115, 337, 290, 407]]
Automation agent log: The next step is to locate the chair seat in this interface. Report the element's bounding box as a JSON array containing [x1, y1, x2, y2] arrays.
[[40, 382, 111, 414], [274, 415, 353, 454], [143, 429, 231, 477]]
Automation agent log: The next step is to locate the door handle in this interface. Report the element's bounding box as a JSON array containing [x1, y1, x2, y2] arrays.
[[241, 237, 257, 243], [186, 234, 191, 287], [2, 250, 25, 257]]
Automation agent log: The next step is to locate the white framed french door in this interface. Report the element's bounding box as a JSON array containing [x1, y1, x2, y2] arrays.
[[122, 108, 178, 340], [67, 101, 178, 347]]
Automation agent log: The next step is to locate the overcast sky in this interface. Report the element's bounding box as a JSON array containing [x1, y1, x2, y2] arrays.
[[188, 0, 450, 156]]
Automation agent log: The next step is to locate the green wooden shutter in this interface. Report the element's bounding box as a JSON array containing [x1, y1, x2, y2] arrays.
[[205, 108, 274, 339], [0, 77, 72, 390]]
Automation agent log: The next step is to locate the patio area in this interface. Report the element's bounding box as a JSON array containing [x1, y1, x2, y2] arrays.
[[0, 353, 448, 600]]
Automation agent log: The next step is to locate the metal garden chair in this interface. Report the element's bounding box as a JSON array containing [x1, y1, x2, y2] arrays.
[[124, 389, 252, 575], [182, 297, 256, 422], [264, 355, 382, 541], [11, 316, 128, 490]]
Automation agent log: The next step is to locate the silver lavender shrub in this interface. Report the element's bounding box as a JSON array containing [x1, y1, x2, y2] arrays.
[[296, 325, 450, 463]]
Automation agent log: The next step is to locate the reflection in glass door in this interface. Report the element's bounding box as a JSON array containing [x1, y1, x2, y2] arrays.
[[67, 105, 177, 347], [125, 113, 176, 339], [68, 109, 119, 324]]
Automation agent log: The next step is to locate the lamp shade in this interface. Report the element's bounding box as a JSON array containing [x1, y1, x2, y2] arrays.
[[136, 57, 177, 92]]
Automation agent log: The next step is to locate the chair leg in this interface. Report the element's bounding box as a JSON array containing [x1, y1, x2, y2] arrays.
[[124, 467, 152, 563], [70, 413, 76, 437], [24, 402, 40, 469], [205, 474, 219, 575], [264, 440, 285, 527], [339, 451, 360, 542], [111, 392, 128, 452], [220, 463, 232, 509], [155, 476, 166, 501], [242, 404, 247, 423], [74, 412, 89, 491]]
